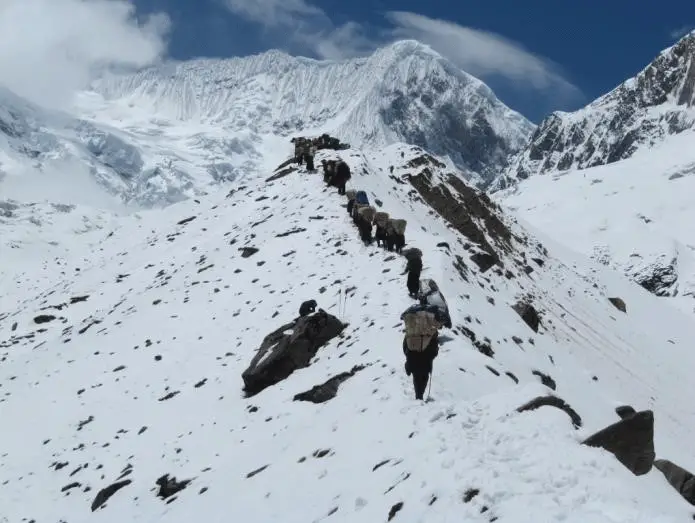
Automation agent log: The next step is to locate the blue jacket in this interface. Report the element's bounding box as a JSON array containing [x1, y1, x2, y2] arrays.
[[354, 191, 369, 205]]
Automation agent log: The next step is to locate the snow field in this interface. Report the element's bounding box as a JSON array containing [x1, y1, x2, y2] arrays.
[[1, 145, 695, 522]]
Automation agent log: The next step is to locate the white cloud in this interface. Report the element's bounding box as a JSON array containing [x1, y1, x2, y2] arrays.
[[221, 0, 580, 99], [223, 0, 373, 60], [670, 26, 694, 40], [0, 0, 170, 109], [303, 22, 377, 60], [385, 12, 580, 97], [223, 0, 326, 28]]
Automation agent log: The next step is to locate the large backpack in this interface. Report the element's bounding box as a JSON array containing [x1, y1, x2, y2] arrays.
[[402, 306, 441, 352], [392, 219, 407, 235], [403, 247, 422, 260], [354, 191, 369, 205], [373, 211, 389, 227], [336, 161, 351, 180], [359, 205, 376, 223], [352, 203, 367, 218]]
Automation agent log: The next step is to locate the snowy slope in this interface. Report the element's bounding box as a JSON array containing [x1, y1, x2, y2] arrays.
[[84, 40, 533, 187], [0, 84, 233, 209], [0, 199, 121, 300], [495, 31, 695, 189], [498, 130, 695, 315], [2, 144, 695, 522]]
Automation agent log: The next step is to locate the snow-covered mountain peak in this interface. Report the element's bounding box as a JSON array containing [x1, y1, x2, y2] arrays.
[[83, 39, 533, 187], [0, 39, 535, 209], [495, 32, 695, 189]]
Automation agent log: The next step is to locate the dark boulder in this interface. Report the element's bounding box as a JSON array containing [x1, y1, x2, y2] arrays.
[[635, 261, 678, 297], [470, 252, 497, 273], [34, 314, 56, 324], [294, 364, 365, 404], [274, 157, 296, 172], [615, 405, 636, 419], [242, 309, 345, 396], [532, 370, 557, 390], [608, 297, 627, 313], [654, 459, 695, 505], [155, 474, 191, 500], [91, 480, 132, 511], [583, 410, 655, 475], [266, 166, 297, 182], [517, 395, 582, 428], [239, 247, 259, 258], [512, 301, 540, 332]]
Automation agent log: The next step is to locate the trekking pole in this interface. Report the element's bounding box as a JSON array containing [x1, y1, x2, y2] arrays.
[[427, 371, 433, 400], [338, 288, 343, 318]]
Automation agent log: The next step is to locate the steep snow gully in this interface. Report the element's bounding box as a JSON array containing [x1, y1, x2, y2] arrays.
[[2, 142, 695, 522]]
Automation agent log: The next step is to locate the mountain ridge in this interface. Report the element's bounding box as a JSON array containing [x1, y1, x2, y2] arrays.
[[494, 32, 695, 190], [86, 39, 534, 187]]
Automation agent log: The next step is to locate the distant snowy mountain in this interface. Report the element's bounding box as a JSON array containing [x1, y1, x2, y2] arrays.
[[0, 83, 268, 209], [3, 142, 695, 522], [86, 40, 533, 188], [0, 40, 533, 207], [494, 32, 695, 190]]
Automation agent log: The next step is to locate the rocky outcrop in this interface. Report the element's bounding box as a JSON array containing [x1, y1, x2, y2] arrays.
[[497, 33, 695, 188], [654, 459, 695, 505], [239, 247, 259, 258], [91, 480, 132, 511], [608, 297, 627, 313], [242, 310, 345, 396], [155, 474, 191, 500], [513, 301, 540, 332], [517, 395, 582, 428], [583, 410, 655, 475], [531, 370, 556, 390], [294, 364, 366, 404], [407, 159, 516, 269], [631, 259, 679, 296], [266, 166, 297, 182]]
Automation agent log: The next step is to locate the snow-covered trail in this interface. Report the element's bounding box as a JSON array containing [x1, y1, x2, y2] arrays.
[[1, 145, 695, 522]]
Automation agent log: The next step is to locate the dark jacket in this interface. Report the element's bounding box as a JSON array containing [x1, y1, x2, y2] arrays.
[[404, 257, 423, 275], [336, 161, 351, 182]]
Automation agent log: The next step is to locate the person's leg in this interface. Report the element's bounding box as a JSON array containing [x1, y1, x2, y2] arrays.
[[407, 272, 419, 296], [413, 371, 428, 400]]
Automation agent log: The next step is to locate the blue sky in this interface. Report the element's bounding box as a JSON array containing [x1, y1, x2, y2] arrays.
[[132, 0, 695, 122]]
